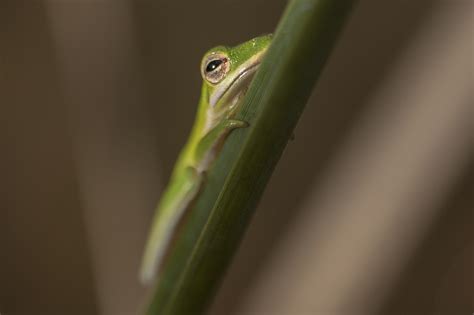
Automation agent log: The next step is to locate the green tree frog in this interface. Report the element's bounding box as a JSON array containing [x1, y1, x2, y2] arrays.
[[140, 35, 272, 284]]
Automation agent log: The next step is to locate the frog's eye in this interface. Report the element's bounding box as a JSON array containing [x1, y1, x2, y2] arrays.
[[206, 59, 223, 72], [201, 53, 229, 84]]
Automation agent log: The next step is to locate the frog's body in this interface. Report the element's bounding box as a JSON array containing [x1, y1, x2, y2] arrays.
[[140, 35, 272, 284]]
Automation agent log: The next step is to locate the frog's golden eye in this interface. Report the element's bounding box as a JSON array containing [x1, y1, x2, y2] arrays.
[[201, 53, 229, 84], [206, 59, 223, 72]]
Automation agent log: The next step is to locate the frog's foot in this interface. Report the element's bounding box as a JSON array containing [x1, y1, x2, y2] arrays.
[[225, 119, 249, 130], [194, 119, 249, 169]]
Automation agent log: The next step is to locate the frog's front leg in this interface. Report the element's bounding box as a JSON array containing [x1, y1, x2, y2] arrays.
[[195, 119, 248, 171]]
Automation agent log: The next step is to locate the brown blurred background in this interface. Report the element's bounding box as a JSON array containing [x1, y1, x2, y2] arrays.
[[1, 0, 472, 315]]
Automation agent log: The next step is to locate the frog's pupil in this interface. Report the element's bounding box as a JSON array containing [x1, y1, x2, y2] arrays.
[[206, 59, 223, 72]]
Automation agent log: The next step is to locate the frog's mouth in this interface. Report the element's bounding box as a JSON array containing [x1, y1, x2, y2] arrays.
[[209, 49, 267, 108]]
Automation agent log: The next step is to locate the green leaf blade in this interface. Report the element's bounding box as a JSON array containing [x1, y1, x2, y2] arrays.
[[145, 0, 356, 314]]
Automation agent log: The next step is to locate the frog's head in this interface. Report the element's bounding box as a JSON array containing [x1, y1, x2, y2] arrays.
[[200, 34, 272, 111]]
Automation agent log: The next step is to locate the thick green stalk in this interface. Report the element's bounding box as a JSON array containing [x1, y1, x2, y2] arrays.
[[145, 0, 356, 314]]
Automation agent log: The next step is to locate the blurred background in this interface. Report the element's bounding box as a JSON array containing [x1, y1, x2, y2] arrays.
[[1, 0, 472, 314]]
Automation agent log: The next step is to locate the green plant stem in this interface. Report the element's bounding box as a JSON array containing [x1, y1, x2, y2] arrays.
[[145, 0, 356, 314]]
